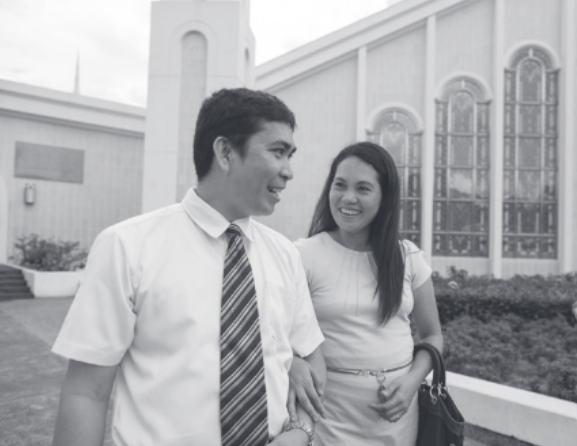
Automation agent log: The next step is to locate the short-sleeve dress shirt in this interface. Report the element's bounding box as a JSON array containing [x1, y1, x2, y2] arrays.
[[52, 188, 324, 446]]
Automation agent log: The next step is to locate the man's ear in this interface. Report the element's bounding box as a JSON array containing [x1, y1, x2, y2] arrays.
[[213, 136, 232, 172]]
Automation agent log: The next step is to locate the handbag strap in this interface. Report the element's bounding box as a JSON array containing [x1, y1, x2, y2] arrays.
[[414, 343, 446, 388]]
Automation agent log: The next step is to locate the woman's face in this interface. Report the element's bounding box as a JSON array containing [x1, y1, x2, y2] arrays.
[[329, 156, 382, 238]]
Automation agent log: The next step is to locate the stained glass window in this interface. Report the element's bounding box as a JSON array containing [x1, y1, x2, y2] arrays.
[[503, 47, 558, 258], [433, 78, 490, 257], [368, 109, 422, 246]]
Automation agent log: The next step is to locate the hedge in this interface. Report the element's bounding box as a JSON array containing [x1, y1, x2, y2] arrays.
[[431, 267, 576, 326], [420, 267, 577, 403]]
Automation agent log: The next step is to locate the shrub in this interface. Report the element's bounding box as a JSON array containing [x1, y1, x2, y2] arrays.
[[427, 267, 577, 404], [443, 315, 520, 384], [11, 234, 87, 272], [431, 266, 577, 326], [545, 357, 577, 403]]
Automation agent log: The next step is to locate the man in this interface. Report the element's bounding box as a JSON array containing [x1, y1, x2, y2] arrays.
[[52, 88, 325, 446]]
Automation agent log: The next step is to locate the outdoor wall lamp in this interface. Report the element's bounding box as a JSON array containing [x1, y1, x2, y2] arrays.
[[24, 183, 36, 205]]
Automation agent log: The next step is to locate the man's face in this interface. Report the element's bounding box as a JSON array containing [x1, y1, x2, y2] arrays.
[[226, 121, 295, 219]]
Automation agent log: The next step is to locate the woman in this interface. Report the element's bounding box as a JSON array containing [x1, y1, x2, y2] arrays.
[[291, 142, 443, 445]]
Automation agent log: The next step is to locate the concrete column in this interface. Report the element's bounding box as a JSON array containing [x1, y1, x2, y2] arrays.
[[142, 0, 255, 212], [489, 0, 505, 278], [421, 15, 436, 261], [0, 174, 8, 263], [559, 0, 576, 273], [356, 46, 367, 141]]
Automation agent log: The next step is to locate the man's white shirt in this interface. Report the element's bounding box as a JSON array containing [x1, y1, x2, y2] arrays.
[[53, 188, 324, 446]]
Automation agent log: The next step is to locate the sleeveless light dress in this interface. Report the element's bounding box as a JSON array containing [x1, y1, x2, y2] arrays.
[[295, 233, 432, 446]]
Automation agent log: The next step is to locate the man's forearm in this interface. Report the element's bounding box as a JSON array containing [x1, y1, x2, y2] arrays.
[[52, 392, 110, 446], [52, 360, 117, 446]]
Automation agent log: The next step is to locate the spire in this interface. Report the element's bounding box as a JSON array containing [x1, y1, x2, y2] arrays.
[[74, 52, 80, 95]]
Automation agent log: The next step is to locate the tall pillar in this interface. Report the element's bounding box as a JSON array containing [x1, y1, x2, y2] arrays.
[[489, 0, 505, 278], [422, 15, 436, 262], [142, 0, 255, 212], [0, 174, 8, 262], [559, 0, 576, 273], [356, 46, 367, 142]]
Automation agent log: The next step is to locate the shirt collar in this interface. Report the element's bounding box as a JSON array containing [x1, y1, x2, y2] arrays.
[[182, 188, 254, 242]]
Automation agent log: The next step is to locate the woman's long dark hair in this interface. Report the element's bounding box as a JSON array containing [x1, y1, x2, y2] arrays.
[[308, 142, 404, 326]]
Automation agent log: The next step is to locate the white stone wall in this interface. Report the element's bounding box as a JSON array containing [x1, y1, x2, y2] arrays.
[[0, 114, 143, 257], [436, 0, 494, 87], [258, 56, 358, 241], [366, 26, 426, 116], [504, 0, 562, 52]]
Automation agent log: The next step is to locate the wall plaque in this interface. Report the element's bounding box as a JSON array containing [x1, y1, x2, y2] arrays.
[[14, 142, 84, 184]]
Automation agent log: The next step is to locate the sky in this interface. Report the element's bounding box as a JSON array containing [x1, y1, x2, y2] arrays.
[[0, 0, 392, 107]]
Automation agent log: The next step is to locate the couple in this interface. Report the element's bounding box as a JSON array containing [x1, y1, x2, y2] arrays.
[[52, 88, 443, 446]]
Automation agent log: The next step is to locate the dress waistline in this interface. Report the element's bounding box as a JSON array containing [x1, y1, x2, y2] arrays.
[[327, 360, 412, 382]]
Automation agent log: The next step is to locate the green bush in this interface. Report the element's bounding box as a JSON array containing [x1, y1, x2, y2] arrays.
[[443, 315, 520, 383], [11, 234, 87, 272], [432, 266, 576, 326], [427, 267, 577, 404]]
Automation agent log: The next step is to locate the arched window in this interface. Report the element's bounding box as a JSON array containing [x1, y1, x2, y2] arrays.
[[177, 31, 207, 200], [368, 108, 422, 246], [503, 47, 558, 258], [433, 78, 490, 257]]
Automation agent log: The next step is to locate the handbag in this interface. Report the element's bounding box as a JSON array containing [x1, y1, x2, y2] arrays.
[[414, 343, 465, 446]]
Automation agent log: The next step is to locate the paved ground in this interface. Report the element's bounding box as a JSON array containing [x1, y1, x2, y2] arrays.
[[0, 297, 530, 446], [0, 298, 114, 446]]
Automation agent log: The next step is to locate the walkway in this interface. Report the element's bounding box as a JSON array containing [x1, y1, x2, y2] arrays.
[[0, 298, 113, 446]]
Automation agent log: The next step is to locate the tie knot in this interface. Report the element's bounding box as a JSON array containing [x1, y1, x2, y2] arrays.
[[226, 224, 242, 239]]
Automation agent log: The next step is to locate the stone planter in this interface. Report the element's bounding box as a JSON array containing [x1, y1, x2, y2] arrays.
[[15, 266, 84, 298]]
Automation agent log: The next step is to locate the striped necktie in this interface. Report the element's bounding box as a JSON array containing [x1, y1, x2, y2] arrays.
[[220, 224, 268, 446]]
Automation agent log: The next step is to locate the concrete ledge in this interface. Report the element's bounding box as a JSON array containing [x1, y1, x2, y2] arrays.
[[13, 266, 83, 298], [448, 371, 577, 446]]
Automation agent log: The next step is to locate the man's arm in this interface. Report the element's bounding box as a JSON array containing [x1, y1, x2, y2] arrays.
[[52, 360, 118, 446]]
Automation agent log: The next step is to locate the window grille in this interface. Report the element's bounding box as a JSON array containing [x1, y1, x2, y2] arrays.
[[368, 109, 422, 246], [433, 78, 491, 257], [503, 47, 558, 258]]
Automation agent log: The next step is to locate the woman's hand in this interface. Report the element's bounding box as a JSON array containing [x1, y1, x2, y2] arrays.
[[287, 356, 326, 422], [368, 373, 420, 422], [268, 428, 309, 446]]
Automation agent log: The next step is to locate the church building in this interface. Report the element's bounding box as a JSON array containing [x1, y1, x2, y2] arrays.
[[0, 0, 576, 279]]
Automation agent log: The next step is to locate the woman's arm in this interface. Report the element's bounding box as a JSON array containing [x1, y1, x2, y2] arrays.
[[369, 277, 443, 421]]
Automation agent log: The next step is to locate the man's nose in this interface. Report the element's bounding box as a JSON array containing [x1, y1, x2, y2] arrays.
[[280, 157, 293, 181]]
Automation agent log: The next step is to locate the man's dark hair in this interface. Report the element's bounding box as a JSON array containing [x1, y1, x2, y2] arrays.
[[193, 88, 296, 180]]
